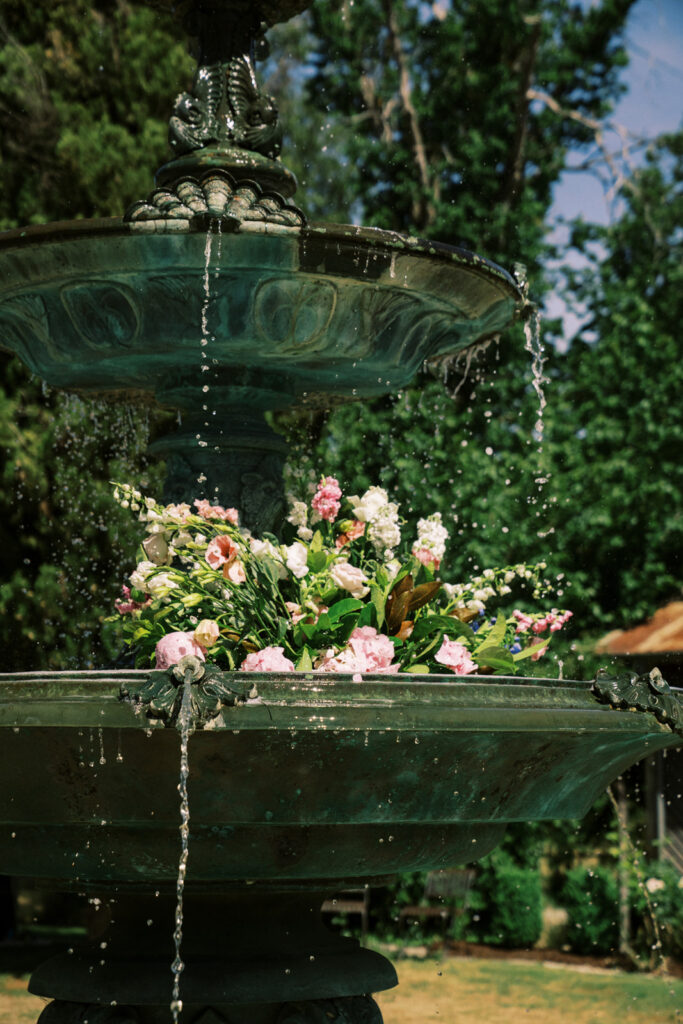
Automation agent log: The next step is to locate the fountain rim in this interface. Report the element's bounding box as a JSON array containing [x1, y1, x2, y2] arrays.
[[0, 671, 680, 740], [0, 216, 524, 301]]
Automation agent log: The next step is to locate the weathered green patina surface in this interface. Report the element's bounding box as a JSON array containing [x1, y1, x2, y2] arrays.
[[0, 671, 679, 890]]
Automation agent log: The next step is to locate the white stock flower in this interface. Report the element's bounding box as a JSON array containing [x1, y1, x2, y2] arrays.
[[330, 562, 369, 598], [414, 512, 449, 561], [367, 503, 401, 557], [285, 542, 309, 578], [287, 500, 308, 529], [348, 486, 390, 523]]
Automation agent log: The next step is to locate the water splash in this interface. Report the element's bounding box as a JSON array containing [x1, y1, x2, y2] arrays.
[[171, 674, 194, 1021], [523, 305, 547, 449]]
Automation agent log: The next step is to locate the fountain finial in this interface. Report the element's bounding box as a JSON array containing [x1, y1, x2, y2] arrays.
[[153, 0, 310, 195]]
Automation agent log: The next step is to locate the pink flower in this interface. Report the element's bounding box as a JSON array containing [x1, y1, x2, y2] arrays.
[[205, 534, 239, 569], [513, 609, 535, 634], [163, 503, 192, 523], [224, 559, 246, 584], [194, 499, 239, 524], [155, 631, 206, 669], [412, 546, 441, 571], [114, 585, 149, 615], [316, 626, 400, 675], [312, 476, 342, 523], [434, 636, 477, 675], [530, 644, 548, 662], [240, 647, 295, 672], [335, 519, 365, 548]]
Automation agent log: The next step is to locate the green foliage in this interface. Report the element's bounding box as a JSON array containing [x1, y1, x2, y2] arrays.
[[461, 848, 543, 948], [558, 864, 619, 955], [629, 861, 683, 962]]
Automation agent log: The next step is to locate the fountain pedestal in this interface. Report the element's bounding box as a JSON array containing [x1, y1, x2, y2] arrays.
[[32, 892, 393, 1023]]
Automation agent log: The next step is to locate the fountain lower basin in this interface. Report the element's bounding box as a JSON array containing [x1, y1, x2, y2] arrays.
[[1, 671, 681, 1019], [1, 672, 679, 889]]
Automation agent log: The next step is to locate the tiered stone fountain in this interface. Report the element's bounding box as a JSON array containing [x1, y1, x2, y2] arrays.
[[0, 3, 681, 1022]]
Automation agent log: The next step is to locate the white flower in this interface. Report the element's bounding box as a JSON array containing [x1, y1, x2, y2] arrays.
[[384, 559, 402, 581], [129, 560, 156, 590], [172, 530, 193, 549], [285, 542, 309, 578], [145, 571, 179, 595], [250, 538, 288, 579], [645, 877, 666, 894], [298, 526, 313, 542], [287, 500, 308, 529], [367, 503, 401, 557], [142, 533, 170, 566], [466, 599, 486, 612], [414, 512, 449, 561], [348, 486, 390, 523], [331, 562, 369, 598]]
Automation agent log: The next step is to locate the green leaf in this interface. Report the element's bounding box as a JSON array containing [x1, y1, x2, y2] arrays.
[[405, 664, 430, 674], [357, 603, 376, 628], [296, 647, 313, 671], [512, 640, 549, 662], [307, 549, 327, 573], [474, 646, 515, 674], [327, 598, 364, 622], [411, 615, 472, 642], [309, 529, 324, 553], [370, 583, 385, 629]]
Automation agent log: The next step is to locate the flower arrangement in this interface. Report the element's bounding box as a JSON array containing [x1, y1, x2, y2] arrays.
[[110, 479, 571, 677]]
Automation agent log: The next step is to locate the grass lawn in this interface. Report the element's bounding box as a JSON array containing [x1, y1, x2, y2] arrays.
[[0, 952, 681, 1022], [376, 957, 683, 1023]]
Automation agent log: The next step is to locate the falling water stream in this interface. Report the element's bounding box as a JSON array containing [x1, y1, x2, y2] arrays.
[[171, 673, 193, 1021]]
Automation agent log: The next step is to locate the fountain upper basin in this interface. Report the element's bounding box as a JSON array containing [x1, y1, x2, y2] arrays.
[[0, 672, 679, 892], [0, 219, 521, 412]]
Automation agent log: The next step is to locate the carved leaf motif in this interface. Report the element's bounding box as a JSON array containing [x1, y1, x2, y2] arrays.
[[0, 293, 54, 365], [591, 667, 683, 736]]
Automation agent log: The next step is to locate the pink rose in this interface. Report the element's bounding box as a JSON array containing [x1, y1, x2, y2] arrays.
[[312, 476, 342, 523], [194, 499, 239, 524], [205, 534, 239, 569], [530, 644, 548, 662], [155, 631, 206, 670], [240, 647, 295, 672], [412, 546, 441, 571], [434, 636, 477, 675], [193, 619, 220, 648], [316, 626, 399, 675]]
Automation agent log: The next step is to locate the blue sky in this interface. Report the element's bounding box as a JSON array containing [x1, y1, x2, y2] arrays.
[[547, 0, 682, 341], [552, 0, 683, 226]]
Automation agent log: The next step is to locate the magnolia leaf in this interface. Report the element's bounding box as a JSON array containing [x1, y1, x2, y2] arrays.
[[387, 589, 411, 634], [408, 580, 442, 612]]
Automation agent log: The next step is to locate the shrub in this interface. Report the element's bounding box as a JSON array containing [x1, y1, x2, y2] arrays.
[[559, 865, 619, 955], [630, 862, 683, 961], [461, 850, 543, 948]]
